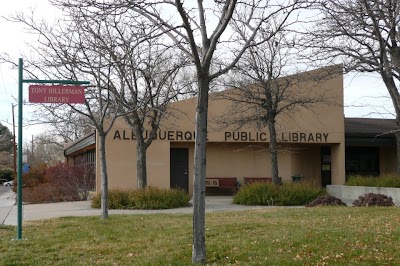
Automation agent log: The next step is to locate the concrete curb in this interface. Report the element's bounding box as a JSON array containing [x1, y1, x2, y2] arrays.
[[327, 185, 400, 206]]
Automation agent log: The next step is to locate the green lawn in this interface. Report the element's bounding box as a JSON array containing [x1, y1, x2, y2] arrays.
[[1, 207, 400, 265]]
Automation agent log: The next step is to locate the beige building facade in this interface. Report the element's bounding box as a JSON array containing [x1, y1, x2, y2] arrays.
[[64, 65, 396, 194], [104, 66, 344, 194]]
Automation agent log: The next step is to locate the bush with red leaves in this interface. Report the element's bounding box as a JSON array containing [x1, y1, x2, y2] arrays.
[[21, 163, 95, 203], [353, 193, 395, 207], [21, 163, 49, 188], [46, 163, 95, 201], [23, 183, 80, 204], [306, 194, 346, 207]]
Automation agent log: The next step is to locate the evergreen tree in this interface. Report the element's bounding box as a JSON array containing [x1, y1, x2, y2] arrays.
[[0, 123, 13, 152]]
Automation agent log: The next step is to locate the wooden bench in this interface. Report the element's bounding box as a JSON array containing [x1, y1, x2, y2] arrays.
[[244, 177, 272, 185], [206, 177, 238, 193]]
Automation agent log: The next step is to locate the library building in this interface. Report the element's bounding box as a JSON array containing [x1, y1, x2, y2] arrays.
[[64, 65, 397, 195]]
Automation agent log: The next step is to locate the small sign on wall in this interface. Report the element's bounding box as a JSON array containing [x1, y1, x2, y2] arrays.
[[205, 179, 219, 187]]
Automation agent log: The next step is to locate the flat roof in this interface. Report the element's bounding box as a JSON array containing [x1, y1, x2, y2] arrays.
[[345, 117, 396, 136], [345, 118, 396, 146], [64, 132, 95, 156]]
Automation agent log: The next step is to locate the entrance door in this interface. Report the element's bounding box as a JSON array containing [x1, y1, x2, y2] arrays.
[[321, 146, 331, 187], [170, 148, 189, 193]]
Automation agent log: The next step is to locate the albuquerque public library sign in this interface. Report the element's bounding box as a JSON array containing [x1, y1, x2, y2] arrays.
[[16, 58, 89, 240]]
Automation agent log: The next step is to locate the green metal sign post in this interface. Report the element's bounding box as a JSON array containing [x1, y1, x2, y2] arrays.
[[17, 58, 89, 240]]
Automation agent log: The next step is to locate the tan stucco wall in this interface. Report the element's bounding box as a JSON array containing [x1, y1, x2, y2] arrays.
[[95, 65, 346, 193], [96, 123, 172, 192], [206, 143, 292, 183], [291, 144, 324, 186]]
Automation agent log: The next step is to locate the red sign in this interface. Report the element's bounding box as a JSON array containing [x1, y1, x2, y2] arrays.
[[28, 85, 85, 104]]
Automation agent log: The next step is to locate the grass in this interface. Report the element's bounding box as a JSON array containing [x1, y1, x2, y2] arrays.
[[346, 174, 400, 188], [234, 182, 325, 206], [1, 207, 400, 265], [91, 187, 191, 209]]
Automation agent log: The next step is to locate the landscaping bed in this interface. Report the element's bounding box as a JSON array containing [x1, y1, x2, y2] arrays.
[[327, 185, 400, 206]]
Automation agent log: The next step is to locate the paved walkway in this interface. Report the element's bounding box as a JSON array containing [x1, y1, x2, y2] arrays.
[[0, 188, 16, 225], [1, 194, 281, 226]]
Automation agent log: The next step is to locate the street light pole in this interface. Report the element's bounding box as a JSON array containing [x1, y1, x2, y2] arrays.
[[17, 58, 23, 240]]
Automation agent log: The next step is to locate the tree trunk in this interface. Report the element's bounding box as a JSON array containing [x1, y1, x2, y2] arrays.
[[395, 117, 400, 174], [136, 135, 147, 189], [381, 74, 400, 174], [268, 121, 281, 185], [99, 133, 108, 219], [395, 130, 400, 174], [192, 77, 209, 264]]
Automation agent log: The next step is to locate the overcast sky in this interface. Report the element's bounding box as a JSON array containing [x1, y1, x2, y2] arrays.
[[0, 0, 395, 143]]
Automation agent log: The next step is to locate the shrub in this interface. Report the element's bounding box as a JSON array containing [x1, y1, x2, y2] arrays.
[[306, 195, 346, 207], [91, 187, 191, 209], [353, 193, 395, 207], [46, 163, 95, 201], [21, 163, 95, 203], [22, 183, 81, 204], [21, 163, 48, 188], [233, 182, 325, 206], [346, 174, 400, 188]]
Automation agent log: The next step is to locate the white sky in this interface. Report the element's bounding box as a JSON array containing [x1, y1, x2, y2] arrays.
[[0, 0, 395, 143]]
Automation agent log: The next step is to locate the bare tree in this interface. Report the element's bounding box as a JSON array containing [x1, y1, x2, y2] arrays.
[[2, 11, 133, 219], [121, 48, 189, 189], [220, 33, 337, 184], [28, 133, 64, 168], [63, 1, 308, 263], [3, 4, 192, 213], [35, 108, 93, 143], [304, 0, 400, 172], [67, 5, 190, 189], [135, 2, 311, 262], [43, 0, 311, 262]]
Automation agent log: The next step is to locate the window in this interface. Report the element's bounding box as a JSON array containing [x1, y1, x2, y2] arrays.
[[345, 147, 379, 177]]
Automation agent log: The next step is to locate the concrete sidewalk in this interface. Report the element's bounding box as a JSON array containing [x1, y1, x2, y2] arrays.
[[2, 196, 278, 226], [0, 188, 16, 225]]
